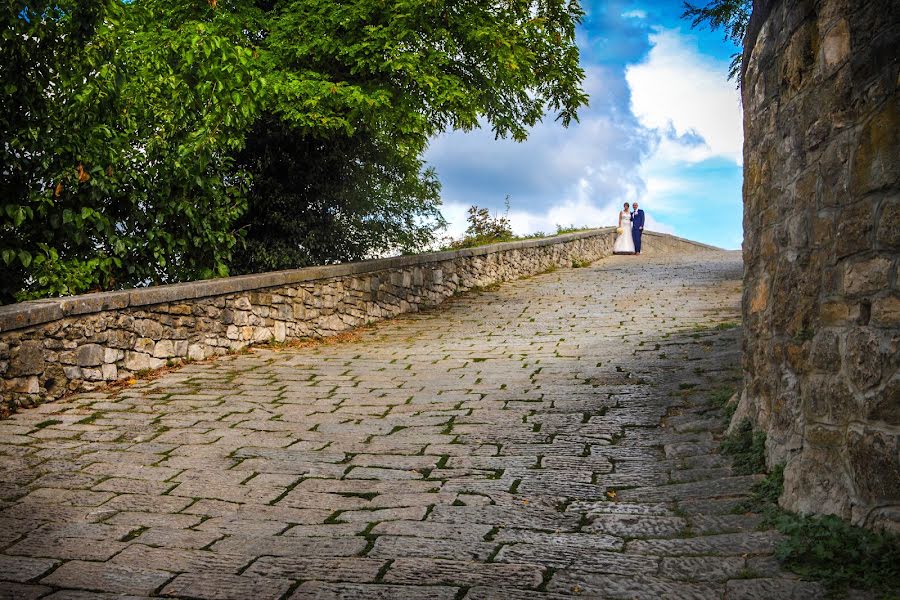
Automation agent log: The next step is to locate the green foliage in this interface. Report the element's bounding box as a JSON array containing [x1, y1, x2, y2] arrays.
[[773, 513, 900, 596], [2, 1, 261, 301], [556, 225, 594, 235], [708, 386, 736, 409], [720, 418, 767, 475], [449, 201, 516, 249], [231, 120, 444, 273], [737, 463, 784, 514], [681, 0, 751, 80], [736, 464, 900, 596], [2, 0, 588, 302]]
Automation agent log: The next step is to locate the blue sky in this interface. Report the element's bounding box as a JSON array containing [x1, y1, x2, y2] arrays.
[[425, 1, 744, 250]]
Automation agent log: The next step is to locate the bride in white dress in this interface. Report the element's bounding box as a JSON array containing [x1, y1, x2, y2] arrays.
[[613, 202, 635, 254]]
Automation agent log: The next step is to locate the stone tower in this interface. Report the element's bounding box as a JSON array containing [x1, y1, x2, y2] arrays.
[[738, 0, 898, 530]]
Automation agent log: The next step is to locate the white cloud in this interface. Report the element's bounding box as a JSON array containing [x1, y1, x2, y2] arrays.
[[427, 26, 743, 247], [426, 64, 651, 235], [625, 28, 743, 165], [622, 9, 647, 19]]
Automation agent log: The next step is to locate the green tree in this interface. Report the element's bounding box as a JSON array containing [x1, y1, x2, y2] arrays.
[[231, 0, 587, 271], [682, 0, 752, 80], [1, 0, 588, 301], [1, 1, 262, 302], [449, 200, 515, 249], [231, 118, 445, 272]]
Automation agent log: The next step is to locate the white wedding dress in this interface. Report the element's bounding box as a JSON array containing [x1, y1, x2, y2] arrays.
[[613, 210, 635, 254]]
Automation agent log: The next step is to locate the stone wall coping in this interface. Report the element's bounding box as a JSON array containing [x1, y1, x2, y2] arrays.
[[0, 229, 720, 333]]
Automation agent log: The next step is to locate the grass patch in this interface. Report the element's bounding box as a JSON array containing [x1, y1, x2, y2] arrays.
[[728, 441, 900, 596], [76, 411, 104, 425], [336, 491, 379, 501], [773, 513, 900, 595], [556, 225, 595, 235], [571, 257, 591, 268], [735, 464, 784, 515], [709, 387, 736, 407], [33, 419, 63, 429], [720, 418, 766, 475]]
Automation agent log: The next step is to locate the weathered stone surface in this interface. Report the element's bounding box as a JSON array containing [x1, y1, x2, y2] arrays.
[[626, 531, 783, 557], [724, 578, 826, 600], [0, 252, 834, 597], [75, 344, 105, 367], [288, 583, 458, 600], [7, 341, 43, 377], [659, 556, 746, 582], [244, 556, 386, 583], [0, 554, 58, 583], [0, 230, 712, 414], [547, 572, 721, 599], [0, 583, 53, 600], [160, 573, 292, 600], [123, 351, 164, 373], [383, 558, 544, 589], [740, 0, 898, 530], [40, 561, 172, 595], [584, 514, 687, 538]]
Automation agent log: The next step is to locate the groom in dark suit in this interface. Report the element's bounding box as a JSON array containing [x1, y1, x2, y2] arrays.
[[631, 202, 645, 255]]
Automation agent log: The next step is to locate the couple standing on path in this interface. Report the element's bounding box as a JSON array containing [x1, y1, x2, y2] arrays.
[[613, 201, 645, 255]]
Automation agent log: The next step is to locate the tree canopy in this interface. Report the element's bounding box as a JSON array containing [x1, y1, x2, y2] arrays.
[[1, 0, 587, 303]]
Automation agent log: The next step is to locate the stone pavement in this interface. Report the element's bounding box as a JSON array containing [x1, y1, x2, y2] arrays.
[[0, 252, 830, 599]]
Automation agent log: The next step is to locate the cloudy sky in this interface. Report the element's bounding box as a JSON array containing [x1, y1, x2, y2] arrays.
[[425, 1, 744, 250]]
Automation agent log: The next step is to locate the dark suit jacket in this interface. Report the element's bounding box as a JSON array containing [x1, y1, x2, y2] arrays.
[[632, 209, 645, 230]]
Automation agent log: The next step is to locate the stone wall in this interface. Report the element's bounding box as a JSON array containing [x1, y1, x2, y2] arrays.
[[738, 0, 899, 530], [0, 230, 714, 416]]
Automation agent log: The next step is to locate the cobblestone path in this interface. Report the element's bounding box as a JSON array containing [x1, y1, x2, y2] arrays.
[[0, 252, 830, 599]]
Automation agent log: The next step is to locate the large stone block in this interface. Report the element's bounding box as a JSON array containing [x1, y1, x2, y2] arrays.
[[834, 206, 873, 259], [8, 340, 45, 377], [876, 200, 900, 248], [871, 294, 900, 327], [842, 257, 891, 296], [820, 18, 850, 71], [782, 426, 851, 520], [76, 344, 105, 367], [5, 375, 39, 394], [850, 100, 899, 196], [800, 374, 855, 424], [152, 340, 176, 359], [124, 352, 165, 373], [808, 330, 840, 370], [844, 327, 884, 390], [847, 428, 900, 507]]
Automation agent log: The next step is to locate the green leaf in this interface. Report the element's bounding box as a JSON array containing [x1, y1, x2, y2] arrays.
[[18, 250, 32, 268]]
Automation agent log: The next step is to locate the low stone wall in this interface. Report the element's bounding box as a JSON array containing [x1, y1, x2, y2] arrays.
[[738, 0, 899, 531], [0, 230, 715, 415]]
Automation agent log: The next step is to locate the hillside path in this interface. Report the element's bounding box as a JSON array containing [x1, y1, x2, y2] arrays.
[[0, 251, 830, 599]]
